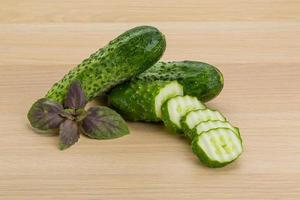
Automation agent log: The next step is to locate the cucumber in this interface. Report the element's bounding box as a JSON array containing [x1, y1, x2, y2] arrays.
[[161, 95, 206, 133], [45, 26, 166, 103], [134, 61, 224, 102], [108, 80, 183, 122], [107, 60, 223, 122], [181, 108, 226, 135], [187, 120, 241, 140], [192, 128, 243, 168]]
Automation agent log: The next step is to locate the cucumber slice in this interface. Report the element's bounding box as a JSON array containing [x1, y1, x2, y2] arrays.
[[192, 128, 243, 168], [161, 95, 206, 133], [155, 81, 184, 119], [181, 108, 226, 134], [187, 120, 241, 140]]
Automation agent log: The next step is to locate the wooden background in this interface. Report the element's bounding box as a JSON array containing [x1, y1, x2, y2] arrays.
[[0, 1, 299, 199]]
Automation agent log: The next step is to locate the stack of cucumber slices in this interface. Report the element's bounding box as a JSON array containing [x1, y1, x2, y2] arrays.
[[162, 93, 243, 167], [161, 93, 243, 168], [109, 80, 243, 168]]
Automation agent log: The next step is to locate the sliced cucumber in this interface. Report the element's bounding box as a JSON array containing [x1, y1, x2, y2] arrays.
[[187, 120, 241, 140], [108, 80, 183, 121], [192, 128, 243, 168], [181, 108, 226, 134], [161, 95, 206, 133]]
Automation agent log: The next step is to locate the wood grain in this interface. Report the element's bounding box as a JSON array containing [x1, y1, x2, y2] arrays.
[[1, 0, 300, 22], [0, 1, 299, 199]]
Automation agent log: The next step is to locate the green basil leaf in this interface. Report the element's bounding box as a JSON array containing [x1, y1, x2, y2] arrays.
[[81, 106, 129, 139], [59, 119, 80, 150], [27, 98, 64, 130], [64, 81, 86, 109]]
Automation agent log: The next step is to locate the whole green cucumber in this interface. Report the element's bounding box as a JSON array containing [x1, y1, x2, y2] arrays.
[[46, 26, 166, 103], [135, 61, 224, 102]]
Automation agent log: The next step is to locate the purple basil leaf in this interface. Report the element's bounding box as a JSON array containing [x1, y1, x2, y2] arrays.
[[59, 119, 80, 150], [27, 98, 64, 130], [64, 81, 86, 109], [81, 106, 129, 139]]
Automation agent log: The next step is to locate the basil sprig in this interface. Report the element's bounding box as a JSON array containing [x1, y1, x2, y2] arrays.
[[28, 81, 129, 150]]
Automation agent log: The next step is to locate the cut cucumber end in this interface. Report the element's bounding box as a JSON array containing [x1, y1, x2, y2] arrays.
[[155, 81, 183, 119], [192, 128, 243, 168]]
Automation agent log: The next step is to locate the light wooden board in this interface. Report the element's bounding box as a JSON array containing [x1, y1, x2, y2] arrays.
[[0, 1, 300, 199]]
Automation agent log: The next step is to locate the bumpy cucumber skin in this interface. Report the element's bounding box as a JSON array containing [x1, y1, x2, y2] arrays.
[[108, 80, 176, 122], [161, 98, 183, 133], [135, 61, 224, 102], [46, 26, 166, 103], [185, 124, 199, 141], [191, 128, 243, 168], [181, 109, 226, 138]]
